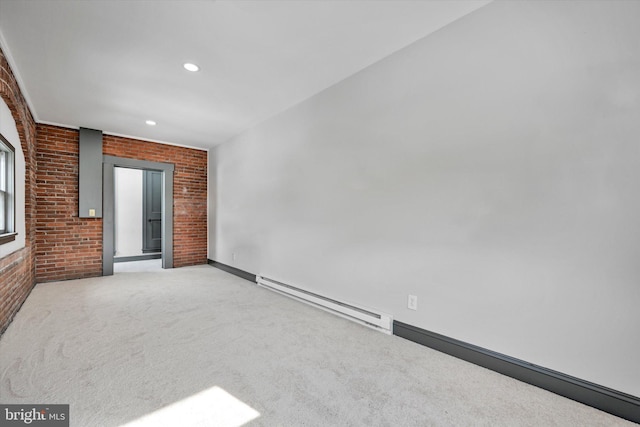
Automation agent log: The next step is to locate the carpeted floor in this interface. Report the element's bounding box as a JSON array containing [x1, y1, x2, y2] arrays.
[[0, 264, 635, 426]]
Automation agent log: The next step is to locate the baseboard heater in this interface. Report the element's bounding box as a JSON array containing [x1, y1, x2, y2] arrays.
[[256, 275, 392, 334]]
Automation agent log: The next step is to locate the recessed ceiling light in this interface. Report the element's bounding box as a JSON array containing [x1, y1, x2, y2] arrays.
[[183, 62, 200, 72], [145, 120, 156, 126]]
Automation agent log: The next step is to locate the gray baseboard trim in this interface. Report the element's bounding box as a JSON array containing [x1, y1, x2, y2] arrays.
[[208, 259, 256, 283], [393, 321, 639, 424], [114, 253, 161, 263]]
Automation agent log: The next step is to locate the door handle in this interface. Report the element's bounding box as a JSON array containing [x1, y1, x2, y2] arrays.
[[148, 219, 161, 222]]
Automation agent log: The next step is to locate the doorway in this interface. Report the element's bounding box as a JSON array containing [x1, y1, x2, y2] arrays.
[[142, 170, 163, 254], [111, 168, 162, 272], [102, 156, 174, 275]]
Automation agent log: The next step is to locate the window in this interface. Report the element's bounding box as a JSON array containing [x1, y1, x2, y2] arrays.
[[0, 134, 16, 244]]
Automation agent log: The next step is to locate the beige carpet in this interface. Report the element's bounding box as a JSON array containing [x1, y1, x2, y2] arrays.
[[0, 265, 635, 426]]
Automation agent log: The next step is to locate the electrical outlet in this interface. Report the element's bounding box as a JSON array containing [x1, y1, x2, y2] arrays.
[[408, 294, 418, 310]]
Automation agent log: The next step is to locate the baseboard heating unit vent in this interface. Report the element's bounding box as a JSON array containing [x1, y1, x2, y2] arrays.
[[256, 275, 392, 334]]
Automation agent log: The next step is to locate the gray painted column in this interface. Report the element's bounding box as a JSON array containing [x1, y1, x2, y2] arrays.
[[79, 128, 103, 218]]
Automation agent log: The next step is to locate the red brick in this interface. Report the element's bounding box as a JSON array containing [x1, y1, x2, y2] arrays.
[[35, 126, 208, 281], [0, 46, 37, 335]]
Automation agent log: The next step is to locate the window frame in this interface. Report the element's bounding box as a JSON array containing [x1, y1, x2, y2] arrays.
[[0, 133, 16, 245]]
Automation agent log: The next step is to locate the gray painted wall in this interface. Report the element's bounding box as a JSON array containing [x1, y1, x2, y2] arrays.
[[78, 128, 102, 218], [208, 0, 640, 396]]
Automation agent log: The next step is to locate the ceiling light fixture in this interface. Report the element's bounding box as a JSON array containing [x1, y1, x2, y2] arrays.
[[145, 120, 156, 126], [183, 62, 200, 72]]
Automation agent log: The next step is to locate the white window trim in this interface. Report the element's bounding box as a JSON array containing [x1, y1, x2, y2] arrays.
[[0, 133, 16, 244]]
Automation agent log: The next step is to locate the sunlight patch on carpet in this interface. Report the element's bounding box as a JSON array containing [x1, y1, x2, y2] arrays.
[[120, 386, 260, 427]]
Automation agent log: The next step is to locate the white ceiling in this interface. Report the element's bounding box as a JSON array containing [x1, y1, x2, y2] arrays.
[[0, 0, 490, 150]]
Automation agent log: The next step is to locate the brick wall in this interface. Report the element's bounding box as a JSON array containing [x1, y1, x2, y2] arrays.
[[35, 126, 208, 282], [0, 46, 37, 335], [103, 135, 208, 268], [35, 127, 102, 281], [0, 250, 34, 334]]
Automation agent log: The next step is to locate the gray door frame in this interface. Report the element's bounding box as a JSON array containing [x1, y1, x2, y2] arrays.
[[102, 155, 174, 275]]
